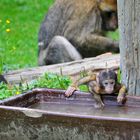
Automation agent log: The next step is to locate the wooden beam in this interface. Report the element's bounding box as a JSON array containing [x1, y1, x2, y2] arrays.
[[4, 53, 120, 84]]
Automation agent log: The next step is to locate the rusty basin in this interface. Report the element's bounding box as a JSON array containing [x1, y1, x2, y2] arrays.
[[0, 88, 140, 140]]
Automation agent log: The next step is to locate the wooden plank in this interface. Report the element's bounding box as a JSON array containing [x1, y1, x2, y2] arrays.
[[4, 53, 120, 84]]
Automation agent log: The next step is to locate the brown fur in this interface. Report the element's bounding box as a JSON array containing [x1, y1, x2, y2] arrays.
[[38, 0, 119, 65], [65, 70, 127, 108]]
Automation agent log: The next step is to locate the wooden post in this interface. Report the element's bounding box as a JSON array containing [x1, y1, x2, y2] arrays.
[[118, 0, 140, 95]]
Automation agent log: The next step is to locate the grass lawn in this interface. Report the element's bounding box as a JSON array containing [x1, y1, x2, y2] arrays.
[[0, 0, 54, 72]]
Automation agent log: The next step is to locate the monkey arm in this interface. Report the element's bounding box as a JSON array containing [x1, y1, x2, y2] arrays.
[[72, 74, 96, 87], [119, 85, 127, 94], [65, 74, 96, 97], [93, 93, 105, 108], [117, 85, 127, 104], [82, 34, 119, 52]]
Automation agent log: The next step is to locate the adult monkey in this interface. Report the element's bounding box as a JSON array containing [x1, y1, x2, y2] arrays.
[[38, 0, 119, 65]]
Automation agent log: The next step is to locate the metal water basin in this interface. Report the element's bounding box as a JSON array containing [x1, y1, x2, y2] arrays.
[[0, 88, 140, 140]]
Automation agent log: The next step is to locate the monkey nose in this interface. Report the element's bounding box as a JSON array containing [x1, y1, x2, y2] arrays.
[[106, 88, 113, 94], [107, 91, 113, 94]]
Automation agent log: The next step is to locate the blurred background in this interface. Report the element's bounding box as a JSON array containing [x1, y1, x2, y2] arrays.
[[0, 0, 54, 72], [0, 0, 118, 73]]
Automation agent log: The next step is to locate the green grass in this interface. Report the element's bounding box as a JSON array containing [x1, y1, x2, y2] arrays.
[[0, 73, 70, 100], [0, 0, 54, 72], [105, 30, 119, 41], [0, 69, 90, 100], [0, 73, 89, 100]]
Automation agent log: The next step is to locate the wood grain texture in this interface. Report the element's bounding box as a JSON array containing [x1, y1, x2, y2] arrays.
[[4, 53, 120, 84], [118, 0, 140, 95]]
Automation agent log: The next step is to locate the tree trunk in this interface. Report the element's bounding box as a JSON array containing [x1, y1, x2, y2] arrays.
[[118, 0, 140, 95]]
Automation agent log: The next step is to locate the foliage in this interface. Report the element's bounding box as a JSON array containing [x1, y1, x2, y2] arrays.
[[117, 69, 121, 83], [0, 0, 54, 72], [105, 29, 119, 41], [0, 72, 90, 100], [0, 57, 3, 74], [0, 73, 69, 100], [0, 82, 20, 99], [29, 73, 71, 89]]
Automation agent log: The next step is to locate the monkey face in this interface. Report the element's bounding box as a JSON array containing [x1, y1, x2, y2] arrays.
[[98, 70, 117, 94], [99, 0, 118, 31], [101, 11, 118, 31], [102, 79, 115, 94]]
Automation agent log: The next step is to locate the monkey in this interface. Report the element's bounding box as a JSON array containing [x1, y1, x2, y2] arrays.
[[38, 0, 119, 65], [0, 75, 7, 84], [65, 69, 127, 108]]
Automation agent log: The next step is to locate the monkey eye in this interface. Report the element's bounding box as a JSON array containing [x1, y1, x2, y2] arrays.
[[104, 82, 108, 85], [110, 82, 114, 85]]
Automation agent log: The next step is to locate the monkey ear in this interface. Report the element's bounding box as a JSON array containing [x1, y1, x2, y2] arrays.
[[111, 68, 117, 74]]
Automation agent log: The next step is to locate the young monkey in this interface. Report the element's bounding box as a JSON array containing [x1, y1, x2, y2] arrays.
[[65, 69, 127, 108]]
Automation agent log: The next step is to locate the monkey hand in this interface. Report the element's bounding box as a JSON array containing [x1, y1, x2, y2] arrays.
[[117, 93, 127, 105], [65, 86, 77, 97], [94, 102, 105, 109]]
